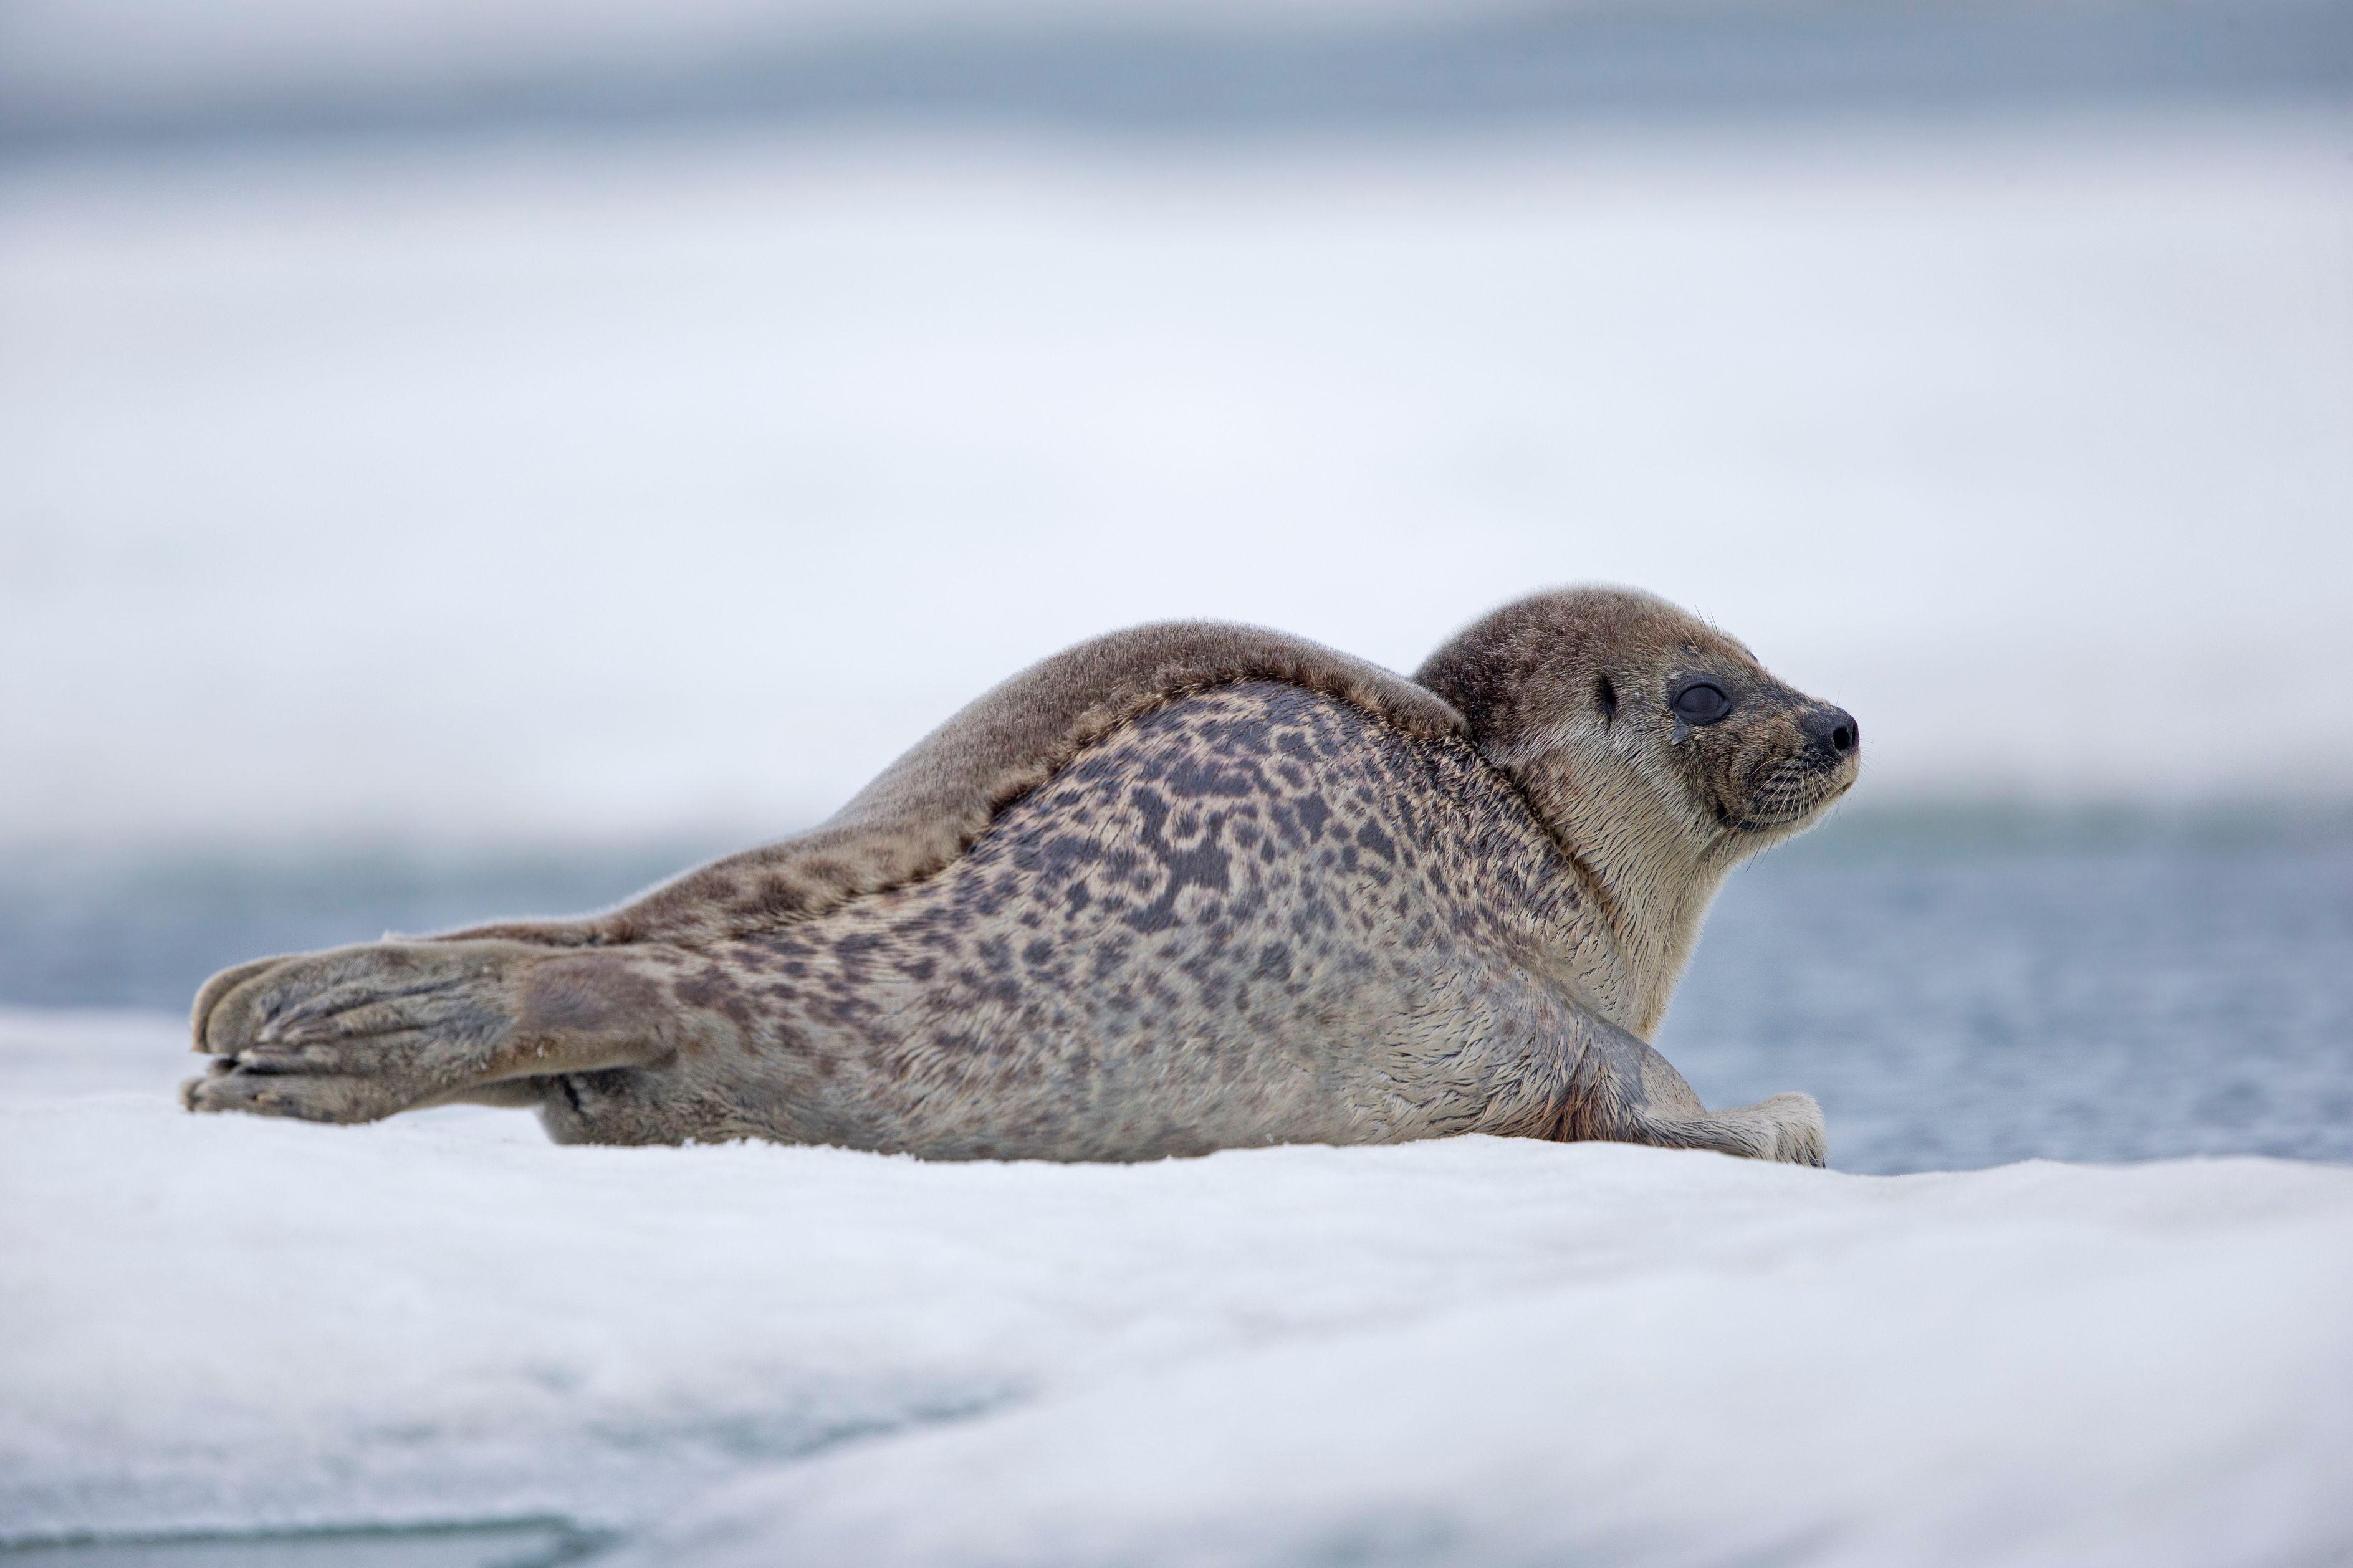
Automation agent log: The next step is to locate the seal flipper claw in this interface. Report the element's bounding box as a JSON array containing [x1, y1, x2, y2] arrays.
[[189, 955, 285, 1053]]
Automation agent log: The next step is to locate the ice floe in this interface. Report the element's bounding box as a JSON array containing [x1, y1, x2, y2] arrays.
[[3, 1010, 2348, 1565]]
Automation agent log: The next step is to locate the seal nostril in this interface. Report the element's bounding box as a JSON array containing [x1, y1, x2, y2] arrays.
[[1802, 705, 1858, 758]]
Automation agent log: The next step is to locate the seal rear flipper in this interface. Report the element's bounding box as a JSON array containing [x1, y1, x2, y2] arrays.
[[182, 939, 712, 1125]]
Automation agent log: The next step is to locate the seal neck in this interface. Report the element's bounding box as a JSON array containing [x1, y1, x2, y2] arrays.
[[1495, 743, 1740, 1038]]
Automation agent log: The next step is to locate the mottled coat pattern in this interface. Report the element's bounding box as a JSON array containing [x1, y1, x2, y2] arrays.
[[547, 684, 1598, 1157], [186, 590, 1855, 1166]]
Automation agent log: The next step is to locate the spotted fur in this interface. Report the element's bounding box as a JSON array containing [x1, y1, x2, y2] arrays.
[[186, 590, 1854, 1165]]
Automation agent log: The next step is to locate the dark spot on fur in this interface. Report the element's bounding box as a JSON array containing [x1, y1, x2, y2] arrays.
[[1121, 785, 1233, 935], [674, 965, 755, 1031]]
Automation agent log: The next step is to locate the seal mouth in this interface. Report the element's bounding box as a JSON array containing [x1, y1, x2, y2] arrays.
[[1721, 758, 1854, 834]]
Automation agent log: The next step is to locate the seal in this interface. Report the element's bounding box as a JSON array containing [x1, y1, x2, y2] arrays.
[[183, 588, 1859, 1165]]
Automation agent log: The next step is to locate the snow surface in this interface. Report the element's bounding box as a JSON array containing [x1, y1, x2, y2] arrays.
[[3, 1010, 2350, 1565], [4, 114, 2351, 849]]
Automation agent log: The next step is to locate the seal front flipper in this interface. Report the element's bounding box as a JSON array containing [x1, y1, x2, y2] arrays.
[[1629, 1092, 1828, 1167], [1556, 1005, 1828, 1167], [183, 939, 721, 1124]]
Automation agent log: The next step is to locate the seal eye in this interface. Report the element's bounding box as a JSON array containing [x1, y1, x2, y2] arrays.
[[1671, 681, 1731, 725]]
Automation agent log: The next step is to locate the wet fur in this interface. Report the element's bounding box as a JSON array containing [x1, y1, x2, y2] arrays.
[[186, 590, 1854, 1165]]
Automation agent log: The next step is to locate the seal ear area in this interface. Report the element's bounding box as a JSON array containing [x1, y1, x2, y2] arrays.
[[1415, 585, 1683, 752], [1412, 593, 1656, 753]]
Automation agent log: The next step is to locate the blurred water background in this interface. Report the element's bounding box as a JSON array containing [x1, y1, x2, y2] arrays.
[[7, 808, 2352, 1178], [4, 0, 2350, 1185]]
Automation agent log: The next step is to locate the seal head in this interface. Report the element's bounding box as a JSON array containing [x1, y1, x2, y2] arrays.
[[1419, 586, 1859, 1032], [1419, 585, 1858, 851]]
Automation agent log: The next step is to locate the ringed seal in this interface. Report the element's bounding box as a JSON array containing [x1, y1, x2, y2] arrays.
[[185, 588, 1859, 1165]]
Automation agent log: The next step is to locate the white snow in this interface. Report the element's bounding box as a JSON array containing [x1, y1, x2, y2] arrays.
[[4, 114, 2351, 849], [4, 1009, 2349, 1564]]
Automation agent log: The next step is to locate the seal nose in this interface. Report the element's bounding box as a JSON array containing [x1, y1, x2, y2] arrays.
[[1803, 704, 1859, 759]]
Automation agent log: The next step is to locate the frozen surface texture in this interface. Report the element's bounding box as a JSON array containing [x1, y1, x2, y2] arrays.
[[3, 1011, 2349, 1566]]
